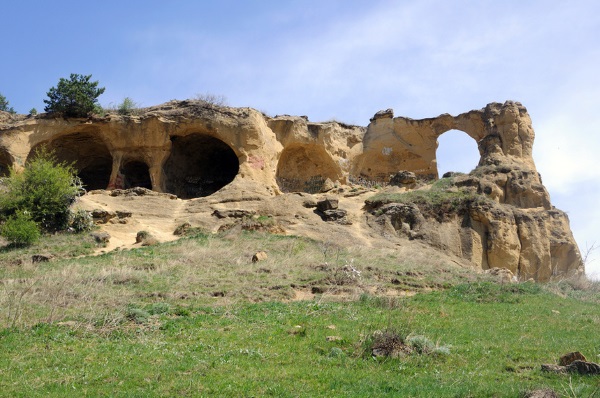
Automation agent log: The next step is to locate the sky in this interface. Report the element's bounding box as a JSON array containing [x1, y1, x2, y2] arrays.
[[2, 0, 598, 278]]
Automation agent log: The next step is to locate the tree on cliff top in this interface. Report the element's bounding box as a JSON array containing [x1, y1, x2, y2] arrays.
[[0, 93, 16, 114], [44, 74, 105, 117]]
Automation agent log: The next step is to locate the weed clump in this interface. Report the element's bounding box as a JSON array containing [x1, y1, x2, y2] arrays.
[[365, 328, 450, 359], [125, 306, 150, 324]]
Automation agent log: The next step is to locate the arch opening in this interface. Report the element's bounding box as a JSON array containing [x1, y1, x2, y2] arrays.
[[28, 133, 113, 190], [436, 130, 480, 178], [276, 144, 341, 194], [120, 160, 152, 189], [0, 148, 13, 177], [164, 134, 240, 199]]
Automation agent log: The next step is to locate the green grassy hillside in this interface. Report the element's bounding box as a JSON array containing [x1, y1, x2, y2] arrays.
[[1, 231, 599, 397]]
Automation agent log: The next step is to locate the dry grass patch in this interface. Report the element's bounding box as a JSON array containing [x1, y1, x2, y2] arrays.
[[1, 231, 485, 329]]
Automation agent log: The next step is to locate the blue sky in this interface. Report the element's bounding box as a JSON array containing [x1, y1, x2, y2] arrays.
[[2, 0, 599, 277]]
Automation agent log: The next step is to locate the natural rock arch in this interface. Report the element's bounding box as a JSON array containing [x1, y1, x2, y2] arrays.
[[276, 144, 342, 193], [0, 147, 13, 177], [28, 133, 113, 190], [120, 160, 152, 189], [163, 134, 240, 199], [435, 129, 481, 177]]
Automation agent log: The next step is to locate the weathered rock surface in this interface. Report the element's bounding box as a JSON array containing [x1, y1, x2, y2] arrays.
[[0, 100, 584, 281]]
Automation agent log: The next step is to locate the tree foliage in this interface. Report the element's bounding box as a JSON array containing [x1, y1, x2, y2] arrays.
[[0, 148, 82, 232], [0, 92, 16, 114], [43, 74, 105, 117]]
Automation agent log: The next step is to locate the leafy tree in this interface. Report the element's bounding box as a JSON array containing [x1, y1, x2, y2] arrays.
[[0, 148, 82, 232], [43, 74, 105, 117], [0, 92, 16, 114]]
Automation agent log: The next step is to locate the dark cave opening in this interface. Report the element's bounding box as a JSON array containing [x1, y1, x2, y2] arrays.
[[164, 134, 239, 199], [120, 160, 152, 190]]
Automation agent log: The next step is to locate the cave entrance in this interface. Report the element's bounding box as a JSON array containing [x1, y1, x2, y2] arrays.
[[0, 148, 12, 177], [164, 134, 240, 199], [120, 161, 152, 189], [28, 133, 113, 190], [436, 130, 480, 177], [276, 144, 341, 193]]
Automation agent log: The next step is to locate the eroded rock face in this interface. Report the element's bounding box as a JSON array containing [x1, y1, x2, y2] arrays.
[[0, 100, 583, 280], [0, 100, 540, 199]]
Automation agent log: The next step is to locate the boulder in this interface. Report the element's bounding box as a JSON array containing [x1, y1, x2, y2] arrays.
[[31, 254, 54, 263], [370, 108, 394, 122], [317, 198, 339, 212], [389, 171, 417, 186], [321, 209, 347, 222], [91, 209, 116, 224], [90, 231, 111, 244], [252, 251, 268, 263], [559, 351, 587, 366]]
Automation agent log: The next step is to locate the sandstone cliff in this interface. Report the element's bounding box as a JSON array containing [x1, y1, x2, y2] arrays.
[[0, 100, 583, 281]]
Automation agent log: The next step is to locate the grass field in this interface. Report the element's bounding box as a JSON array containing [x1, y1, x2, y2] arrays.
[[1, 231, 599, 397]]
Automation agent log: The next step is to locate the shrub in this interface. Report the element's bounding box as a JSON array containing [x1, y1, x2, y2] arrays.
[[125, 306, 150, 324], [194, 92, 228, 106], [29, 108, 37, 116], [69, 209, 93, 232], [117, 97, 140, 115], [43, 74, 105, 117], [1, 212, 40, 246], [0, 148, 81, 231], [0, 93, 16, 114]]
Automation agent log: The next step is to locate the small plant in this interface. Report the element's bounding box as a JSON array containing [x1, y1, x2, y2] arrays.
[[405, 334, 435, 354], [148, 302, 171, 315], [194, 93, 228, 106], [365, 328, 449, 359], [69, 209, 93, 232], [29, 108, 37, 116], [125, 306, 150, 324], [117, 97, 140, 115], [1, 211, 40, 246], [44, 73, 105, 117]]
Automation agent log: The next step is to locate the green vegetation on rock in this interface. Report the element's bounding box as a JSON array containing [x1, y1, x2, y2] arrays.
[[0, 92, 16, 114], [43, 73, 105, 117]]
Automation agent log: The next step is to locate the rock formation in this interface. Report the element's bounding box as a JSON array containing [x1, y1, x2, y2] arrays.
[[0, 100, 583, 281]]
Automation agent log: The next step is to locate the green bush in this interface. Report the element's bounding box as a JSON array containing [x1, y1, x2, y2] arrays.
[[43, 74, 105, 117], [1, 212, 40, 246], [0, 148, 81, 232], [117, 97, 140, 115], [29, 108, 37, 116]]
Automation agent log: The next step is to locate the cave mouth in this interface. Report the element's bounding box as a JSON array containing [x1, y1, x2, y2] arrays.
[[0, 148, 12, 177], [276, 144, 341, 194], [164, 134, 240, 199], [120, 160, 152, 190], [28, 133, 113, 190]]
